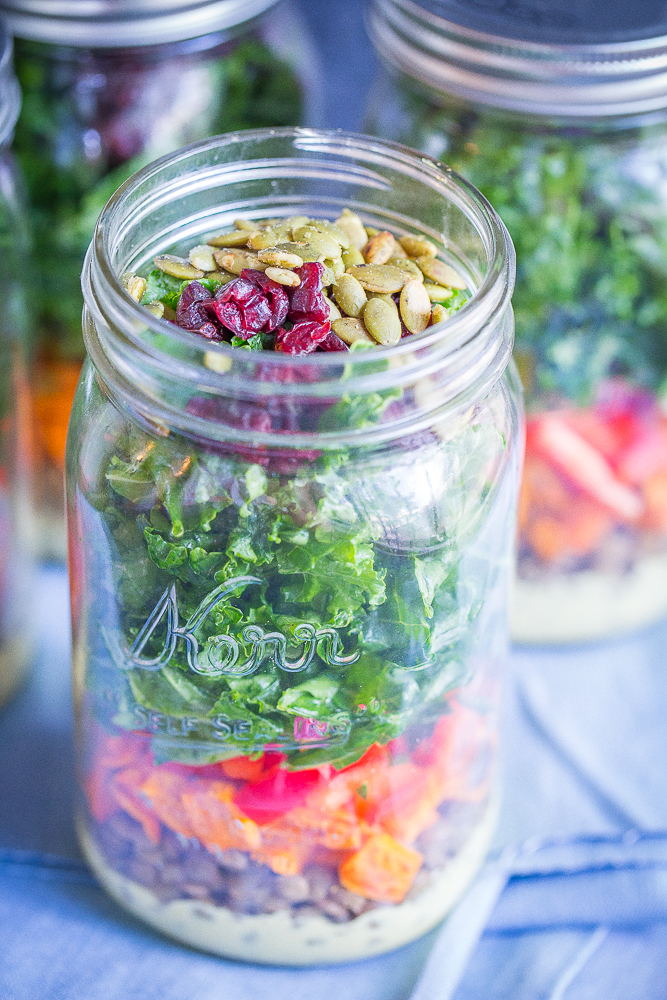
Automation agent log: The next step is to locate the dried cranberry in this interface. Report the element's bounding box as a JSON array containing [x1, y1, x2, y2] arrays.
[[176, 281, 223, 340], [288, 262, 330, 324], [319, 330, 349, 352], [209, 269, 288, 339], [276, 320, 331, 355]]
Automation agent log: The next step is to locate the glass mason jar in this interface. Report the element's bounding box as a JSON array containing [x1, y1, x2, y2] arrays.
[[68, 129, 520, 964], [0, 0, 319, 559], [0, 18, 33, 707], [366, 0, 667, 643]]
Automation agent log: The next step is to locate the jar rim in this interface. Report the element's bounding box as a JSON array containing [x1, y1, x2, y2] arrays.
[[82, 128, 515, 449], [0, 0, 280, 47], [368, 0, 667, 119], [0, 21, 19, 147]]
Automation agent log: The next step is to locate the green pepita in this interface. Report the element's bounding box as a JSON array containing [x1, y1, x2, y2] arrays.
[[362, 297, 402, 346], [332, 273, 368, 318], [416, 256, 467, 289], [399, 234, 438, 259], [153, 254, 204, 280], [346, 264, 410, 294], [400, 279, 431, 334], [332, 317, 374, 345], [335, 209, 368, 250]]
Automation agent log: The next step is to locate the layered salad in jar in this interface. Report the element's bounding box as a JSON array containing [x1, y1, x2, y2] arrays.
[[393, 105, 667, 642], [13, 27, 305, 555], [74, 209, 516, 963]]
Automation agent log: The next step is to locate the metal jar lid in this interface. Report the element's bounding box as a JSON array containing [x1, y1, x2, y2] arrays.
[[0, 0, 281, 48], [368, 0, 667, 119]]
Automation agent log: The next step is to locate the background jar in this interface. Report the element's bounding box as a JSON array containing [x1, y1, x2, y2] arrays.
[[68, 128, 520, 964], [366, 0, 667, 644], [0, 16, 33, 706], [0, 0, 321, 560]]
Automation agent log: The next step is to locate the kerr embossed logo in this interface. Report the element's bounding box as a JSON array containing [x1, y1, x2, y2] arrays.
[[104, 576, 359, 678]]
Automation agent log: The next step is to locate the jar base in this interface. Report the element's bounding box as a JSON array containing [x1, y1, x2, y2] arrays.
[[76, 799, 498, 966], [511, 551, 667, 644]]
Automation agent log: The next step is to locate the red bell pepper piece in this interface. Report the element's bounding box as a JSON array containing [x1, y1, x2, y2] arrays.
[[233, 766, 329, 825]]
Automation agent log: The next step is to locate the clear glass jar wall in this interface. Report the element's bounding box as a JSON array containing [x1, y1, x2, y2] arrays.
[[0, 0, 318, 558], [68, 129, 520, 964], [367, 0, 667, 643], [0, 18, 33, 706]]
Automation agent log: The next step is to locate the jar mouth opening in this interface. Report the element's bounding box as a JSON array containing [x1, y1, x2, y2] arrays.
[[0, 0, 279, 47], [369, 0, 667, 119], [83, 128, 514, 447]]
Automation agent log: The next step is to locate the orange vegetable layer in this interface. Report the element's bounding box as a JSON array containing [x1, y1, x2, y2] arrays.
[[339, 833, 423, 904]]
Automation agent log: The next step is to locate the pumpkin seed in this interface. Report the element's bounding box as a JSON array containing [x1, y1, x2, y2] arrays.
[[325, 256, 345, 276], [248, 228, 284, 251], [367, 292, 395, 305], [399, 234, 438, 258], [388, 257, 423, 281], [154, 254, 204, 280], [430, 303, 449, 325], [258, 248, 304, 268], [365, 226, 379, 239], [276, 241, 326, 263], [309, 220, 351, 249], [204, 350, 233, 373], [144, 300, 165, 318], [362, 230, 397, 265], [122, 272, 147, 302], [335, 209, 367, 250], [342, 247, 365, 269], [363, 297, 402, 346], [332, 317, 374, 345], [324, 295, 341, 321], [333, 272, 367, 318], [162, 305, 177, 322], [207, 230, 254, 247], [234, 218, 258, 231], [188, 244, 218, 272], [265, 266, 301, 287], [424, 283, 454, 302], [214, 249, 267, 274], [391, 242, 408, 258], [346, 263, 410, 294], [286, 215, 311, 235], [416, 256, 467, 289], [400, 279, 431, 334], [293, 226, 342, 259]]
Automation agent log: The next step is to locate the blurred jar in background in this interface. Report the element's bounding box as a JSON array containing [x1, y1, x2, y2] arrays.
[[366, 0, 667, 644], [0, 0, 320, 559], [0, 15, 33, 706]]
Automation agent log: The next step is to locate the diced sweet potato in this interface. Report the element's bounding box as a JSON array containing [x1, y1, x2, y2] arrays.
[[639, 470, 667, 532], [339, 832, 423, 904], [373, 764, 441, 844], [181, 780, 260, 854], [268, 803, 365, 851], [250, 824, 314, 876], [140, 769, 196, 840], [110, 766, 161, 844], [85, 769, 117, 824]]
